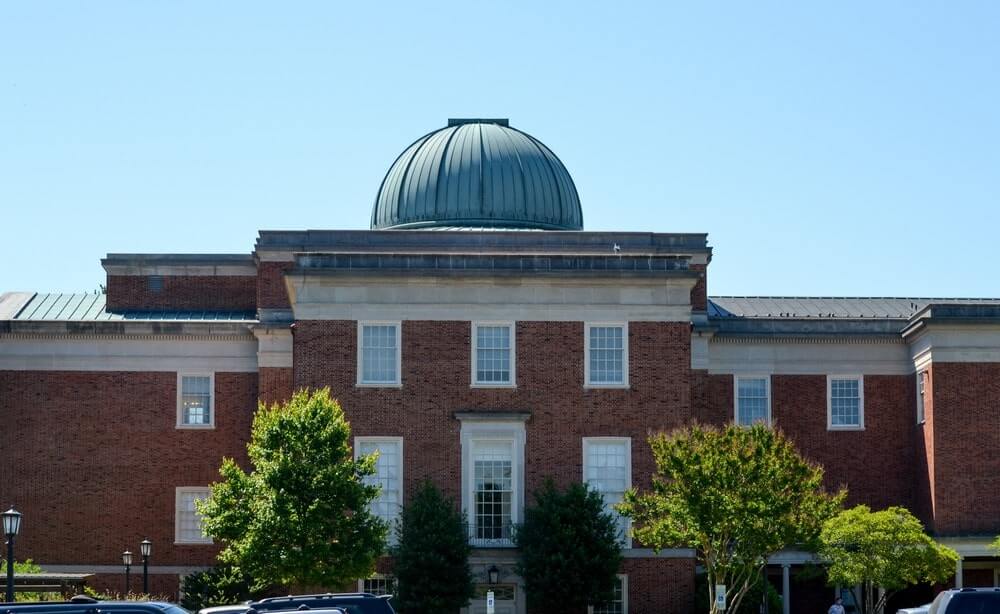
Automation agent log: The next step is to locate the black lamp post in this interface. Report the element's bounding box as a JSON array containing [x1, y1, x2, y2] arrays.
[[487, 564, 499, 585], [122, 550, 133, 595], [3, 507, 22, 604], [140, 539, 151, 595]]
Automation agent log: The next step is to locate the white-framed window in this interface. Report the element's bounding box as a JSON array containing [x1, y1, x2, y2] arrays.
[[583, 438, 632, 547], [590, 575, 628, 614], [460, 418, 526, 549], [355, 437, 403, 544], [916, 370, 927, 424], [177, 373, 214, 428], [734, 375, 771, 426], [358, 574, 396, 596], [828, 375, 864, 430], [585, 323, 628, 387], [357, 322, 402, 386], [175, 487, 212, 544], [472, 322, 516, 387]]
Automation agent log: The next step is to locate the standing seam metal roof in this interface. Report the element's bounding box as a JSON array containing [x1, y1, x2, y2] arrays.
[[372, 119, 583, 231], [8, 293, 256, 321], [709, 296, 1000, 319]]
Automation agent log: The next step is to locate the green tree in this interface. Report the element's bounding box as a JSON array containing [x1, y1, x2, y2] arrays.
[[0, 559, 44, 601], [619, 424, 843, 614], [178, 564, 256, 611], [198, 388, 387, 591], [992, 535, 1000, 554], [392, 481, 474, 613], [820, 505, 957, 614], [515, 480, 623, 614]]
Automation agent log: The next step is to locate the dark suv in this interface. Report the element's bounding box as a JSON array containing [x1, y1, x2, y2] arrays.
[[0, 596, 190, 614], [928, 588, 1000, 613]]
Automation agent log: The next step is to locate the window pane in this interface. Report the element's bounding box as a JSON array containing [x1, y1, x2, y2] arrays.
[[359, 441, 401, 531], [361, 325, 398, 383], [181, 376, 211, 425], [177, 490, 210, 542], [589, 326, 624, 384], [585, 441, 629, 544], [476, 325, 511, 384], [362, 576, 395, 596], [592, 576, 625, 614], [830, 378, 861, 426], [736, 378, 768, 426], [474, 444, 513, 542]]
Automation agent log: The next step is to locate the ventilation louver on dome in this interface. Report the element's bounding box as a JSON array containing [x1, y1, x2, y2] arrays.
[[371, 119, 583, 230]]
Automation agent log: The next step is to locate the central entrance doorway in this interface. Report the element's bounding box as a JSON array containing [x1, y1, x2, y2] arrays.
[[470, 583, 517, 614]]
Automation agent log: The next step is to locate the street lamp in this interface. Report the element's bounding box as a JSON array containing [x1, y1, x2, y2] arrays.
[[122, 550, 133, 595], [487, 564, 499, 585], [139, 539, 151, 595], [3, 507, 22, 603]]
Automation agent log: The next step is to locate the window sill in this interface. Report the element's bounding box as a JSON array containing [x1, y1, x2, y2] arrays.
[[176, 424, 215, 430], [174, 540, 213, 546], [471, 383, 517, 389], [356, 382, 403, 389], [584, 384, 630, 390], [827, 426, 865, 431]]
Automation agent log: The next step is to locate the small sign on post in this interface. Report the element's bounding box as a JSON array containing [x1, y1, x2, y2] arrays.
[[486, 590, 495, 614], [715, 584, 727, 611]]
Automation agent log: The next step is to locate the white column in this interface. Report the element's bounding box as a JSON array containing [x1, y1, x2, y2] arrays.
[[782, 564, 791, 614], [956, 557, 964, 589]]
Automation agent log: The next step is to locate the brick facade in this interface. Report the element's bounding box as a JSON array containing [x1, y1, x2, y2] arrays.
[[256, 261, 294, 310], [259, 366, 294, 406], [106, 275, 257, 312], [0, 370, 256, 567]]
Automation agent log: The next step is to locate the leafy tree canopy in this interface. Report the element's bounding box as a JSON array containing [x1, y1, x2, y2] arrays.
[[619, 423, 843, 614], [515, 480, 623, 614], [820, 505, 957, 614], [179, 564, 256, 611], [198, 388, 387, 590], [392, 481, 474, 613]]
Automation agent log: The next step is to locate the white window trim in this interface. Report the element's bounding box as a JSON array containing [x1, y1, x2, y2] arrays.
[[733, 374, 772, 426], [584, 322, 630, 389], [176, 372, 215, 429], [460, 419, 526, 548], [174, 486, 213, 545], [827, 374, 865, 431], [354, 436, 404, 545], [356, 321, 403, 387], [582, 437, 632, 548], [357, 573, 395, 595], [916, 370, 927, 425], [471, 321, 517, 388], [588, 574, 628, 614]]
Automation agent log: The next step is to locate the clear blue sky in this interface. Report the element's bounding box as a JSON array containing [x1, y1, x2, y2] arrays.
[[2, 2, 999, 297]]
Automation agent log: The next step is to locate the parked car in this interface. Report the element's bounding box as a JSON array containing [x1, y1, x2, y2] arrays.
[[897, 605, 930, 614], [928, 588, 1000, 613], [0, 595, 191, 614], [197, 594, 393, 614]]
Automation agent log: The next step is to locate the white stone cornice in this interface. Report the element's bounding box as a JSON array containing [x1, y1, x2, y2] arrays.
[[707, 336, 912, 375], [253, 326, 293, 368]]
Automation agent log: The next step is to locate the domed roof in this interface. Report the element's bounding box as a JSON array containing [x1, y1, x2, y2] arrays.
[[372, 119, 583, 230]]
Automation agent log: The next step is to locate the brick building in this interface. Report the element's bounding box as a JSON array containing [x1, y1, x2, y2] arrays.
[[1, 119, 998, 613]]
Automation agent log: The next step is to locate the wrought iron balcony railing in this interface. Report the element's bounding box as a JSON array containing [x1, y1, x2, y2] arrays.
[[465, 521, 518, 548]]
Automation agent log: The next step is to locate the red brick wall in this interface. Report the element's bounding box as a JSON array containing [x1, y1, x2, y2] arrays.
[[259, 367, 294, 407], [928, 362, 1000, 534], [256, 262, 294, 310], [690, 264, 707, 312], [914, 368, 935, 530], [0, 370, 257, 567], [293, 320, 693, 509], [769, 374, 914, 511], [621, 558, 695, 614], [690, 371, 732, 425], [106, 275, 257, 311]]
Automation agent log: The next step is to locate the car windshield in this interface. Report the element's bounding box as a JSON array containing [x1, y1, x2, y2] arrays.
[[946, 593, 1000, 614]]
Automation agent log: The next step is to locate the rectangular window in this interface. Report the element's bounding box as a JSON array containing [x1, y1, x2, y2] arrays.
[[175, 487, 212, 544], [472, 322, 515, 386], [355, 437, 403, 543], [358, 322, 401, 386], [735, 376, 770, 426], [474, 442, 514, 545], [828, 375, 864, 430], [917, 371, 926, 424], [358, 574, 395, 596], [583, 438, 631, 547], [585, 323, 628, 387], [177, 374, 214, 428], [590, 575, 628, 614]]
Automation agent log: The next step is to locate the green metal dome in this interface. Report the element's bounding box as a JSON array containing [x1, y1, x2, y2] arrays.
[[372, 119, 583, 230]]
